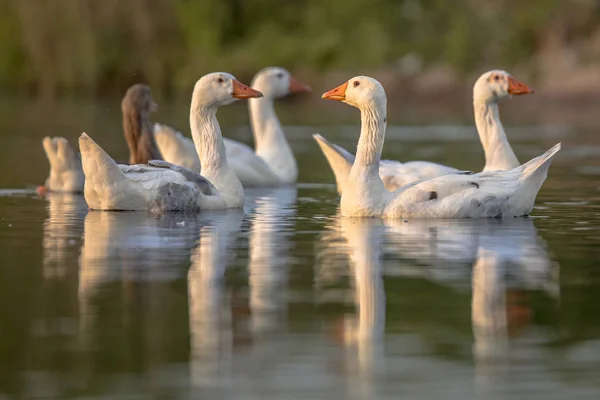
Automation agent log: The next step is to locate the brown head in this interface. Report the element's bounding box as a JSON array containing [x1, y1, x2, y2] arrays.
[[121, 84, 157, 116]]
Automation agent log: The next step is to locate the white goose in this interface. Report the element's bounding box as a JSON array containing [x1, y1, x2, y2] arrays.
[[154, 67, 311, 186], [79, 73, 262, 212], [321, 76, 560, 219], [314, 70, 534, 194], [41, 137, 85, 194]]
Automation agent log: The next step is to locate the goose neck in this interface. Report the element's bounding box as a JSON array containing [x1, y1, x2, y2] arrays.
[[473, 100, 519, 171], [191, 105, 227, 179], [123, 109, 160, 164], [354, 104, 386, 169], [123, 110, 143, 164], [249, 95, 286, 151]]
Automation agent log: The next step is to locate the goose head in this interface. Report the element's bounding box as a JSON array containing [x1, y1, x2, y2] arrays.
[[473, 70, 533, 104], [251, 67, 311, 99], [322, 76, 387, 110], [121, 84, 157, 116], [192, 72, 263, 108]]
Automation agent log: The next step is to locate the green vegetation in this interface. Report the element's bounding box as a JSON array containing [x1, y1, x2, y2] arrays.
[[1, 0, 598, 98]]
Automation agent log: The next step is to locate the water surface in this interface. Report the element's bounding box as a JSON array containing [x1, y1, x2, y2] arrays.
[[0, 101, 599, 399]]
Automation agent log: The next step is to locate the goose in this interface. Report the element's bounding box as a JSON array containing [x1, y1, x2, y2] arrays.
[[78, 72, 262, 212], [153, 67, 311, 186], [41, 137, 86, 194], [320, 76, 560, 219], [314, 70, 534, 194], [40, 84, 162, 194]]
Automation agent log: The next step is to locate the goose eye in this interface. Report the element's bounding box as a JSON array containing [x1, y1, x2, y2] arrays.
[[276, 73, 284, 79], [217, 77, 224, 84], [494, 75, 500, 82], [353, 81, 360, 87]]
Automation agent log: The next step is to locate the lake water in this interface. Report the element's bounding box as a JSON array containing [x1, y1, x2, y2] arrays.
[[0, 100, 599, 399]]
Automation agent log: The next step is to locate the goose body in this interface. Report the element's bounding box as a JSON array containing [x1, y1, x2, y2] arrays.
[[313, 133, 457, 194], [80, 73, 262, 212], [154, 67, 311, 186], [321, 76, 560, 219], [315, 70, 534, 194], [41, 84, 162, 193], [153, 122, 202, 173]]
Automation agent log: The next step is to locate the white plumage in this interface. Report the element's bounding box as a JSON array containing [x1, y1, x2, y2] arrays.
[[320, 76, 560, 219]]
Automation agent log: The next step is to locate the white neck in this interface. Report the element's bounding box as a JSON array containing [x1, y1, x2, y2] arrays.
[[347, 104, 387, 186], [342, 102, 390, 215], [190, 103, 244, 206], [474, 100, 519, 171], [355, 105, 386, 167], [249, 94, 297, 183]]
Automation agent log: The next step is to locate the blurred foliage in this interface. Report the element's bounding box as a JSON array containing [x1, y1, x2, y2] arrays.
[[0, 0, 599, 98]]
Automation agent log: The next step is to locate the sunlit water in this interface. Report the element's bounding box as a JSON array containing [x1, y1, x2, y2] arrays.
[[0, 101, 599, 399]]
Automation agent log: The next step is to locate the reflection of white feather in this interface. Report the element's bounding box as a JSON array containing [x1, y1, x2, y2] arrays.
[[383, 218, 558, 293], [79, 211, 199, 294], [246, 188, 297, 334], [78, 211, 201, 341], [340, 218, 386, 344], [332, 218, 387, 399], [188, 211, 244, 389], [42, 193, 88, 279], [77, 210, 205, 386], [472, 248, 508, 362], [471, 219, 558, 390], [315, 216, 387, 398], [383, 219, 480, 289], [386, 219, 479, 260]]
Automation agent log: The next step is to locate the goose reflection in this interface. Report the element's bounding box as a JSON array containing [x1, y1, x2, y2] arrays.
[[187, 210, 244, 389], [316, 216, 386, 398], [43, 193, 88, 280], [79, 211, 199, 296], [384, 219, 480, 286], [471, 218, 558, 389], [78, 210, 201, 390], [39, 193, 87, 340], [245, 187, 297, 335]]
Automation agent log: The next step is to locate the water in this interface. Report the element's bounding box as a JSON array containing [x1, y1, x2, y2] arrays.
[[0, 100, 599, 399]]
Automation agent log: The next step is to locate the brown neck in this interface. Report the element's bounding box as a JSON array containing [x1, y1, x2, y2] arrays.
[[123, 109, 162, 164]]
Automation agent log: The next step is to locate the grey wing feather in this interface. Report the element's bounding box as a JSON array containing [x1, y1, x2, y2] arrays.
[[148, 160, 217, 196]]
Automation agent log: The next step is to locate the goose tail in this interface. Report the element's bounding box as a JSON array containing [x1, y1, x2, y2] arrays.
[[313, 134, 355, 195], [519, 142, 561, 188], [42, 136, 84, 192], [153, 123, 176, 147], [79, 133, 126, 185]]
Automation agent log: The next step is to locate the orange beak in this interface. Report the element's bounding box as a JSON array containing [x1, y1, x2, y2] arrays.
[[507, 76, 534, 95], [288, 76, 312, 93], [232, 80, 263, 99], [322, 81, 348, 101]]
